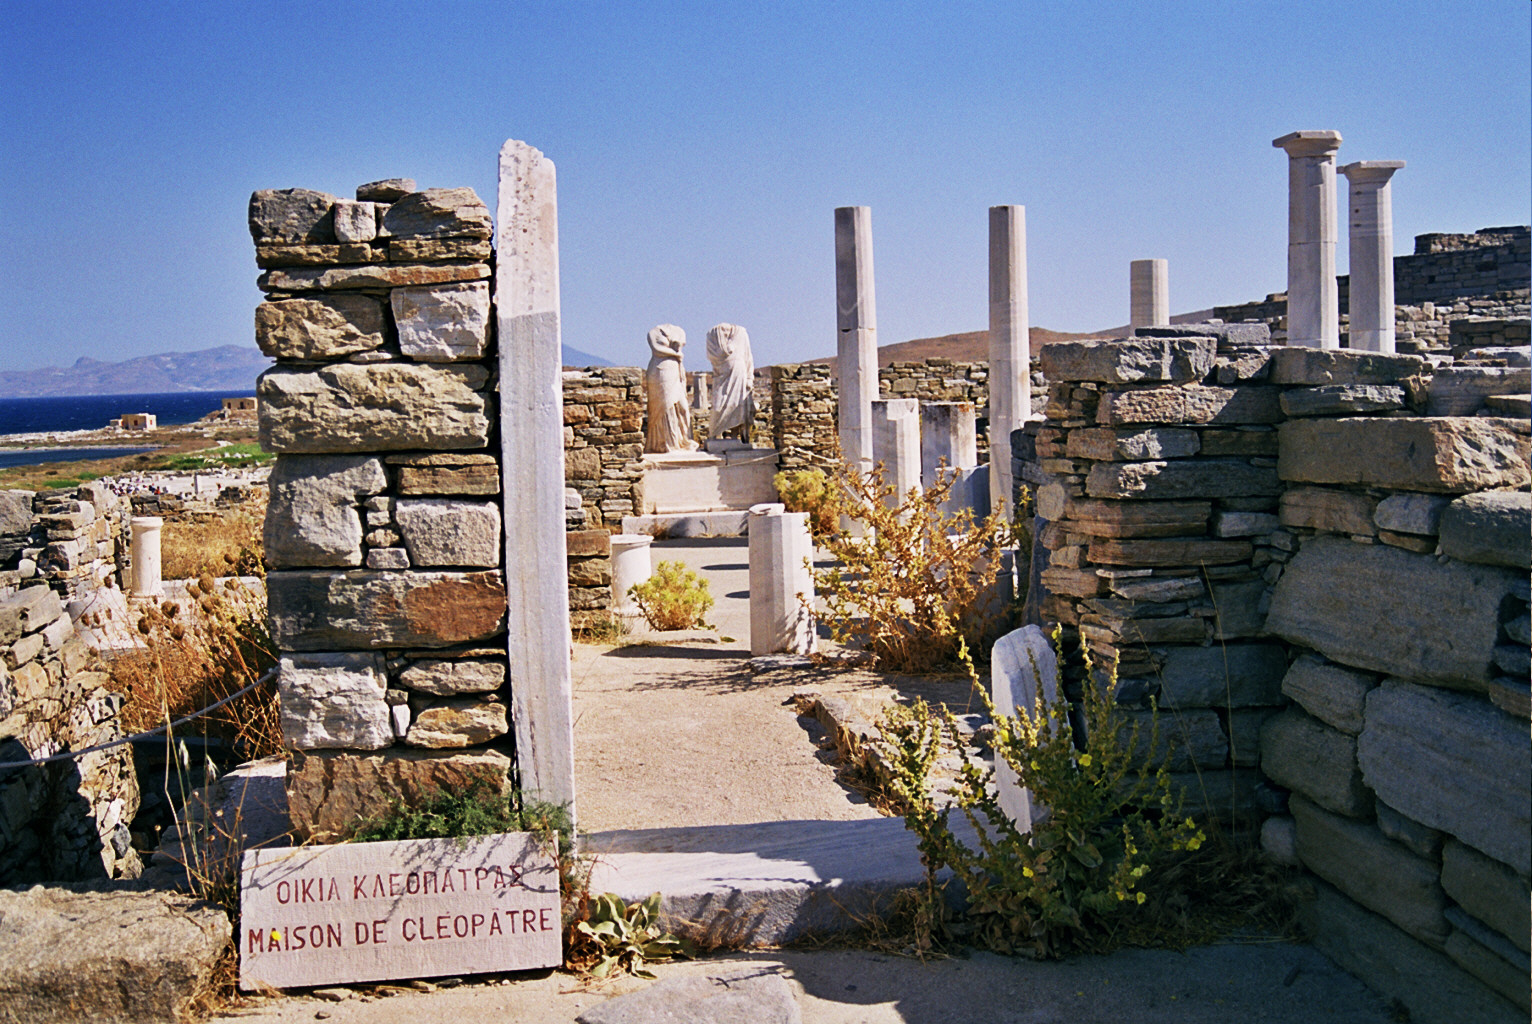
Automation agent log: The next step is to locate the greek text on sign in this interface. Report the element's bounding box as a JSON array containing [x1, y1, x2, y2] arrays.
[[239, 832, 561, 990]]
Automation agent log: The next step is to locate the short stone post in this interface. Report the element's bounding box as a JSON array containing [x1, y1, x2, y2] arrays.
[[920, 402, 977, 490], [871, 398, 921, 506], [609, 534, 653, 618], [1130, 259, 1169, 328], [988, 205, 1029, 520], [991, 624, 1058, 834], [498, 139, 577, 818], [129, 516, 163, 598], [1273, 130, 1343, 348], [835, 206, 878, 475], [1340, 160, 1405, 354], [748, 505, 816, 657]]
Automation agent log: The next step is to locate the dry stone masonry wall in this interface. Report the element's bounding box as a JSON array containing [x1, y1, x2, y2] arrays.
[[252, 180, 516, 840], [1016, 327, 1530, 1022]]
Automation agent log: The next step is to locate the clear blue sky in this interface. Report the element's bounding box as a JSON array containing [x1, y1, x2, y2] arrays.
[[1, 1, 1527, 374]]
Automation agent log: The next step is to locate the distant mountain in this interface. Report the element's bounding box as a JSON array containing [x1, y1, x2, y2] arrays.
[[562, 345, 613, 368], [0, 346, 274, 397]]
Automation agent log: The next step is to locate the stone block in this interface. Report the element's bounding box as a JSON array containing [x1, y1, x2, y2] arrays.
[[258, 363, 492, 453], [1373, 493, 1451, 536], [392, 281, 491, 361], [565, 529, 612, 558], [1441, 839, 1531, 954], [1279, 486, 1378, 535], [388, 238, 492, 262], [1260, 708, 1372, 817], [258, 261, 489, 292], [1280, 653, 1377, 734], [285, 747, 512, 841], [0, 886, 231, 1024], [268, 570, 506, 650], [331, 199, 378, 243], [575, 968, 801, 1024], [1199, 428, 1278, 457], [565, 447, 602, 481], [264, 455, 387, 568], [1269, 348, 1428, 385], [254, 294, 387, 361], [1039, 336, 1214, 385], [1439, 490, 1531, 569], [1165, 766, 1263, 822], [381, 187, 493, 240], [1376, 801, 1444, 861], [1278, 417, 1531, 493], [1066, 427, 1200, 461], [1159, 643, 1287, 709], [1278, 384, 1405, 417], [991, 625, 1058, 834], [365, 548, 409, 569], [255, 242, 386, 267], [1057, 497, 1211, 538], [1097, 386, 1283, 426], [399, 658, 507, 696], [1087, 537, 1252, 566], [3, 633, 43, 671], [356, 178, 415, 202], [394, 499, 501, 568], [404, 697, 509, 748], [1358, 680, 1531, 873], [1443, 929, 1531, 1013], [1291, 794, 1448, 944], [0, 489, 33, 537], [248, 187, 337, 243], [1209, 577, 1269, 639], [1299, 881, 1522, 1024], [278, 652, 392, 750], [1085, 458, 1281, 500], [1266, 536, 1518, 688], [0, 586, 63, 646], [1226, 707, 1280, 766], [1427, 366, 1532, 416], [389, 452, 500, 496], [1121, 708, 1226, 770], [1260, 815, 1299, 865], [1212, 511, 1280, 537]]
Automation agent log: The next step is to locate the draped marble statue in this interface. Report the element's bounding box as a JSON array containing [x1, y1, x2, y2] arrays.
[[644, 324, 698, 453], [705, 323, 755, 443]]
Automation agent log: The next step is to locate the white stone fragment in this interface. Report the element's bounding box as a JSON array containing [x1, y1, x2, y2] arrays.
[[835, 206, 877, 475], [332, 200, 379, 243], [1130, 258, 1169, 329], [991, 624, 1058, 834], [392, 281, 491, 361], [871, 398, 921, 505], [278, 652, 392, 750], [748, 508, 816, 657], [395, 499, 501, 568], [129, 517, 162, 598], [610, 534, 653, 617]]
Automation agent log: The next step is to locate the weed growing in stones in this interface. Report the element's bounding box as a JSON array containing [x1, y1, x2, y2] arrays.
[[628, 560, 714, 631], [774, 467, 838, 536], [566, 892, 695, 979], [814, 462, 1014, 673], [346, 785, 573, 848]]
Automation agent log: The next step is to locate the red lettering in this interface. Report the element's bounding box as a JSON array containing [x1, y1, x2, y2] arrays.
[[299, 878, 314, 903], [471, 913, 484, 936], [423, 872, 438, 895], [539, 907, 552, 932], [406, 872, 420, 895], [488, 914, 502, 936], [276, 880, 291, 905], [247, 928, 266, 953], [389, 873, 402, 897], [353, 875, 367, 900], [403, 917, 417, 942], [458, 868, 470, 890], [355, 921, 371, 945], [327, 878, 339, 901], [453, 915, 468, 938], [436, 915, 451, 940], [291, 927, 306, 951], [372, 919, 387, 944], [371, 875, 386, 898], [523, 909, 537, 931], [441, 871, 454, 893], [326, 924, 342, 948]]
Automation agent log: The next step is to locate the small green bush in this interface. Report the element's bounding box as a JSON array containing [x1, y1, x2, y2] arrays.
[[774, 468, 837, 536], [628, 561, 714, 630], [347, 785, 573, 848]]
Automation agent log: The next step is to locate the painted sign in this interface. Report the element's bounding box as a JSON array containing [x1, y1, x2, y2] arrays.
[[239, 832, 561, 990]]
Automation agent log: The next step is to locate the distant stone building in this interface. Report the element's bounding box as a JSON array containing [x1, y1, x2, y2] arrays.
[[118, 413, 156, 431]]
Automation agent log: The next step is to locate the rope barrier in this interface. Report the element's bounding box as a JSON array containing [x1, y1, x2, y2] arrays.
[[0, 667, 278, 771]]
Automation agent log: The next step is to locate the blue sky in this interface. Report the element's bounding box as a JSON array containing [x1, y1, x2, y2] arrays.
[[1, 1, 1527, 374]]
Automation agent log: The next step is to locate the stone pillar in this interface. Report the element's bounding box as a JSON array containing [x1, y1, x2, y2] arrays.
[[609, 534, 653, 618], [1130, 259, 1169, 328], [835, 206, 878, 474], [920, 402, 977, 489], [497, 139, 576, 818], [988, 205, 1029, 520], [748, 506, 816, 657], [871, 398, 921, 506], [1340, 160, 1405, 354], [129, 517, 162, 598], [1273, 130, 1343, 348], [991, 624, 1058, 834]]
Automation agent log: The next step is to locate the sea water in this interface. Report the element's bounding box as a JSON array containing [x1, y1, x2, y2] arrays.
[[0, 391, 256, 468]]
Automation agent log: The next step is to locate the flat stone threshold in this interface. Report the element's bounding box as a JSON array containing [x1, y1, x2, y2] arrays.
[[621, 511, 752, 537], [586, 816, 968, 946]]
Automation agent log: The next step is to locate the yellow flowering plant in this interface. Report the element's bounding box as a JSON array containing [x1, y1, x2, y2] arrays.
[[877, 630, 1204, 958]]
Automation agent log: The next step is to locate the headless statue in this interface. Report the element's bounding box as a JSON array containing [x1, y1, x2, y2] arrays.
[[644, 324, 698, 454], [705, 323, 755, 444]]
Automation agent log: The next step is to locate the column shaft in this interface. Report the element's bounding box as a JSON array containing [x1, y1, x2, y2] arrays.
[[1130, 259, 1169, 328], [1274, 131, 1343, 348], [988, 205, 1029, 520], [835, 207, 877, 473], [1340, 161, 1405, 353]]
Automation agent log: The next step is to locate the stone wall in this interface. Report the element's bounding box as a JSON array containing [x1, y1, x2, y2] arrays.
[[251, 180, 515, 840], [0, 484, 130, 602], [0, 582, 140, 883], [562, 368, 645, 529], [770, 363, 838, 472], [1016, 328, 1530, 1023]]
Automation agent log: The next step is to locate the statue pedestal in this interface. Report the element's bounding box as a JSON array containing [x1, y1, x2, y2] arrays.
[[638, 446, 780, 515]]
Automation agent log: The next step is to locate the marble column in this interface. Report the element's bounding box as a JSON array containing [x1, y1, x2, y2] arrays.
[[1273, 130, 1343, 348], [129, 516, 163, 598], [920, 402, 977, 489], [748, 506, 816, 657], [835, 206, 878, 475], [497, 139, 576, 819], [610, 534, 653, 618], [1130, 259, 1169, 328], [988, 205, 1029, 520], [871, 398, 921, 507], [1340, 160, 1405, 354]]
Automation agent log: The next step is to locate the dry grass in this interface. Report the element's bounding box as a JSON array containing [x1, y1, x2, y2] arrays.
[[161, 494, 266, 580]]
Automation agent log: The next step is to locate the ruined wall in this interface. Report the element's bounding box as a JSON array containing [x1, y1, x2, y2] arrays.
[[0, 582, 139, 883], [562, 368, 645, 529], [1018, 328, 1530, 1023], [770, 363, 838, 472], [251, 181, 514, 840], [0, 484, 131, 603]]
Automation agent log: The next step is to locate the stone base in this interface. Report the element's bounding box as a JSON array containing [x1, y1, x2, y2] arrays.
[[285, 747, 514, 841], [639, 448, 779, 515], [621, 511, 752, 539]]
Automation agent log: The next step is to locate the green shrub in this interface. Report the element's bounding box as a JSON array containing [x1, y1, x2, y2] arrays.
[[628, 561, 714, 630], [878, 635, 1204, 958], [347, 785, 573, 848], [568, 892, 694, 979], [774, 468, 837, 536]]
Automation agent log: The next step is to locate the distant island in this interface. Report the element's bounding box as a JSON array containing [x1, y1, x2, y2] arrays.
[[0, 344, 614, 398]]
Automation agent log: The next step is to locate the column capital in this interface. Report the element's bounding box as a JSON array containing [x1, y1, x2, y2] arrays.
[[1339, 160, 1405, 185], [1273, 130, 1343, 158]]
